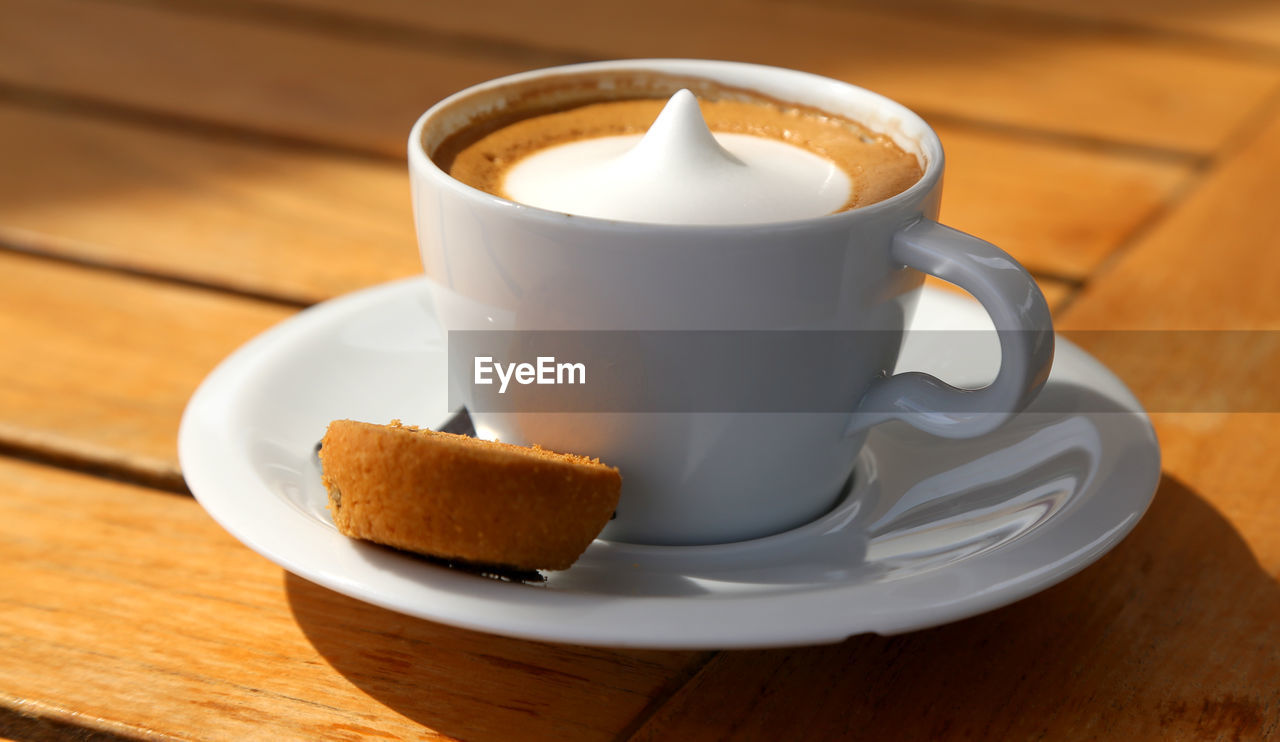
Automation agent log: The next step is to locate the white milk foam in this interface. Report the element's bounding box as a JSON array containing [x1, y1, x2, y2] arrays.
[[502, 90, 852, 225]]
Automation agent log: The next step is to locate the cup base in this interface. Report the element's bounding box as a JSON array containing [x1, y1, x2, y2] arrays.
[[592, 449, 877, 563]]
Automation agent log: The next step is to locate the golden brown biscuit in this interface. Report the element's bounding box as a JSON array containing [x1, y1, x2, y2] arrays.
[[319, 419, 620, 571]]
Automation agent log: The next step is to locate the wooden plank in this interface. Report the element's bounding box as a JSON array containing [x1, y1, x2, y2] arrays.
[[955, 0, 1280, 51], [0, 103, 421, 305], [1057, 105, 1280, 550], [0, 456, 707, 741], [0, 0, 552, 157], [923, 275, 1073, 313], [933, 123, 1193, 279], [240, 0, 1280, 154], [0, 103, 1186, 308], [0, 251, 294, 486], [1060, 107, 1280, 330]]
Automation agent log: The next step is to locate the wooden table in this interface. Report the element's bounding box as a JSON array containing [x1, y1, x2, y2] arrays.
[[2, 1, 1278, 739]]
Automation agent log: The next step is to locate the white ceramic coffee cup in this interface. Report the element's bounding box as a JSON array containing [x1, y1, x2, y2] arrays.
[[409, 59, 1053, 546]]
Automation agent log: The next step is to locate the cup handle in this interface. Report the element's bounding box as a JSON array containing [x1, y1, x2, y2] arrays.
[[847, 218, 1054, 439]]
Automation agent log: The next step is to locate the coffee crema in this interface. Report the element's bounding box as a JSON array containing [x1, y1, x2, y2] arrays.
[[438, 84, 923, 224]]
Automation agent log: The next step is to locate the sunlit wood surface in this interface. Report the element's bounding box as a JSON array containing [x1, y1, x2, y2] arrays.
[[2, 1, 1278, 739]]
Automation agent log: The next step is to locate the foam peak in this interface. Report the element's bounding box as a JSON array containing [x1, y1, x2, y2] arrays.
[[502, 90, 852, 225]]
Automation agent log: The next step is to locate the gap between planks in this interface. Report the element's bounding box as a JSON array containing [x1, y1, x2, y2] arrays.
[[0, 231, 313, 311], [0, 80, 399, 165], [0, 700, 174, 742], [0, 434, 191, 497], [914, 0, 1280, 61], [114, 0, 596, 68], [0, 70, 1209, 170]]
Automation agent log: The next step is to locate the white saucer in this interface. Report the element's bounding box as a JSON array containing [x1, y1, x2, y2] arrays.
[[179, 279, 1160, 649]]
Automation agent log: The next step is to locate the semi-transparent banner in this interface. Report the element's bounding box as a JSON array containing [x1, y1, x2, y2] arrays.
[[448, 330, 1279, 413]]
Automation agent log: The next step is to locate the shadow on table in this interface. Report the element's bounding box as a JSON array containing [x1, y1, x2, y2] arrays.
[[284, 573, 705, 742], [288, 472, 1277, 741], [628, 473, 1280, 741]]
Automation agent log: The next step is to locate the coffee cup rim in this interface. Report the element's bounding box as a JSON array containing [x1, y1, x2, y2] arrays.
[[409, 58, 943, 232]]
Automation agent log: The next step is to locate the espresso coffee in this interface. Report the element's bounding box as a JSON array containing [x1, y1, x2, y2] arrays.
[[434, 79, 922, 224]]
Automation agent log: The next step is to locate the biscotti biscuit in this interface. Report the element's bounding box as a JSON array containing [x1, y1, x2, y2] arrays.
[[319, 419, 621, 571]]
